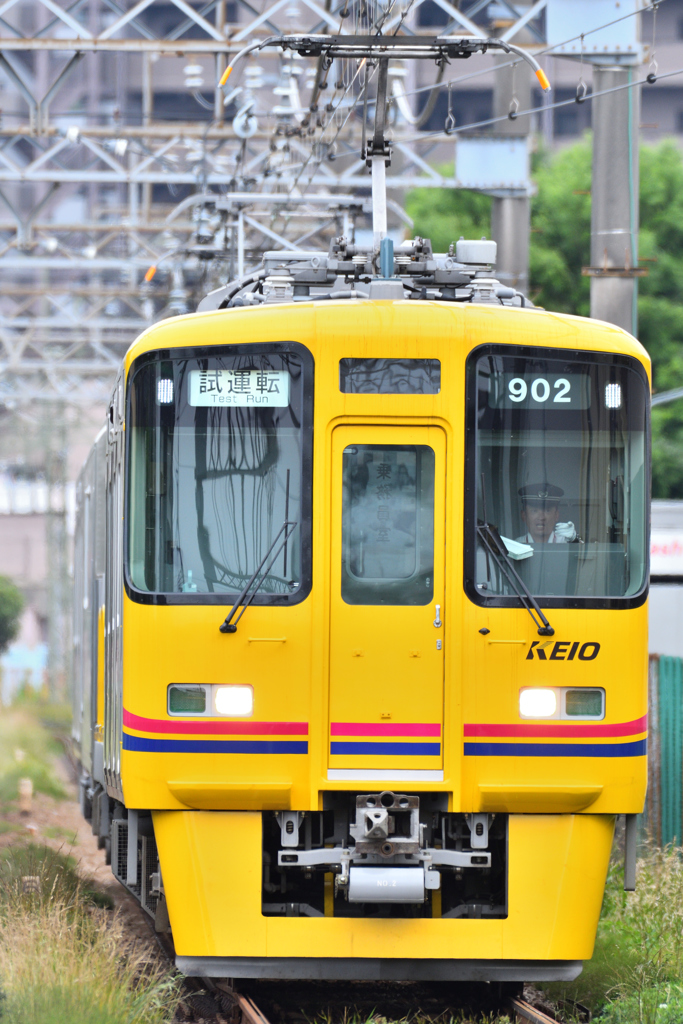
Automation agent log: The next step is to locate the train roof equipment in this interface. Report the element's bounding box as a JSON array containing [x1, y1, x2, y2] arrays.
[[197, 235, 537, 311], [196, 33, 551, 315]]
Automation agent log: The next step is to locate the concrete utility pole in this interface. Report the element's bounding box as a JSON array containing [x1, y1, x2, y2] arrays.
[[588, 66, 641, 335], [490, 55, 532, 295]]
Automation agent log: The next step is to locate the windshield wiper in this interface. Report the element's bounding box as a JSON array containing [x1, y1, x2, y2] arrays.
[[219, 520, 298, 634], [477, 521, 554, 637]]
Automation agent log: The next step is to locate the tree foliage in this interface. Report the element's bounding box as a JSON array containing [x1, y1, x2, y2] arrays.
[[405, 137, 683, 497], [528, 139, 591, 316], [0, 576, 23, 653], [405, 184, 491, 252]]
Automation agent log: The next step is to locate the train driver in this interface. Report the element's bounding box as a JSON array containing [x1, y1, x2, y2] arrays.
[[516, 483, 579, 544]]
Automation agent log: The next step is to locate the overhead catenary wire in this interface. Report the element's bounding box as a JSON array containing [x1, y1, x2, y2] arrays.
[[652, 387, 683, 407], [405, 62, 683, 143], [211, 0, 665, 148], [212, 34, 553, 196], [185, 0, 671, 256], [390, 0, 418, 38], [391, 0, 666, 105], [372, 0, 401, 34], [84, 1, 677, 266], [238, 60, 377, 235], [284, 58, 378, 197]]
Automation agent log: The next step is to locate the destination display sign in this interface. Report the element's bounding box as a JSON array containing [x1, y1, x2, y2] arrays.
[[189, 369, 290, 407]]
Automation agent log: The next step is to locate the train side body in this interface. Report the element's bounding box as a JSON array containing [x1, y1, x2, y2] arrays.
[[72, 298, 649, 980]]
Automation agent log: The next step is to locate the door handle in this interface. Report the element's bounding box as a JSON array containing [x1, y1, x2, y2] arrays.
[[433, 605, 442, 628]]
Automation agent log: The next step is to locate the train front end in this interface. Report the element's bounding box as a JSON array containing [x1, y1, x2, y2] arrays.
[[84, 244, 649, 982]]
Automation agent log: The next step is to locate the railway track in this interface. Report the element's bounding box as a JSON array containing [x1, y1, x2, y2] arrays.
[[122, 897, 587, 1024], [509, 997, 575, 1024], [173, 978, 579, 1024], [151, 918, 579, 1024]]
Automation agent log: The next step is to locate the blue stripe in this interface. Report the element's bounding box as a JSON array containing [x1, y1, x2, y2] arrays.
[[330, 741, 441, 756], [464, 739, 647, 758], [123, 734, 308, 754]]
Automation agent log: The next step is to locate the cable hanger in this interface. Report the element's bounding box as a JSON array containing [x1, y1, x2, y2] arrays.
[[444, 80, 455, 134], [391, 0, 664, 108], [575, 34, 587, 103], [648, 2, 659, 83], [508, 58, 519, 120]]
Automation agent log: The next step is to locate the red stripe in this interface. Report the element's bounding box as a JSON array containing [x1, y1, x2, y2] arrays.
[[463, 714, 647, 739], [330, 722, 441, 737], [123, 710, 308, 735]]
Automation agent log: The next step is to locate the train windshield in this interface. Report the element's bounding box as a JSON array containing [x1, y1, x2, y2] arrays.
[[466, 346, 649, 605], [126, 345, 311, 602]]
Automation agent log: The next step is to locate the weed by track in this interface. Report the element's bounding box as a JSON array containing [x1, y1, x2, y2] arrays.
[[543, 844, 683, 1023], [0, 843, 181, 1024]]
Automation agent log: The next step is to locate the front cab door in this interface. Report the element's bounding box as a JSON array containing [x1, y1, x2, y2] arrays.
[[328, 426, 446, 781]]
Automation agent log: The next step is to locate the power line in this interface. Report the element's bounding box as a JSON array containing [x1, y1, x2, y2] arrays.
[[652, 387, 683, 407], [394, 0, 664, 105], [410, 62, 683, 142]]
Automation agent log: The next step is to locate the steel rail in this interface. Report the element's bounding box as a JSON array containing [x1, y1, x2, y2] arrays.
[[147, 943, 575, 1024], [213, 981, 273, 1024], [234, 991, 273, 1024], [511, 997, 565, 1024], [211, 985, 569, 1024]]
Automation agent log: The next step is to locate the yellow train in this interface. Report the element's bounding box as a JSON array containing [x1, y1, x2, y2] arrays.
[[72, 235, 649, 983]]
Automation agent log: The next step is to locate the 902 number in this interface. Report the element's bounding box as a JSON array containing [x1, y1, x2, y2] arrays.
[[509, 377, 571, 404]]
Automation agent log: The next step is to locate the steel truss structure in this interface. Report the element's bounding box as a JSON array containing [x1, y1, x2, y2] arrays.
[[0, 0, 554, 403], [0, 198, 376, 404]]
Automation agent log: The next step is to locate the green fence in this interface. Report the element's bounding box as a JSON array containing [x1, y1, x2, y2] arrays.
[[646, 655, 683, 847]]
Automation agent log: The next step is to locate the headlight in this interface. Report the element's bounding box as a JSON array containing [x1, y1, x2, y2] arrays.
[[519, 688, 557, 718], [214, 685, 253, 716]]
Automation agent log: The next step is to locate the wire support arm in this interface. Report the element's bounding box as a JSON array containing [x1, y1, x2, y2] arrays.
[[218, 36, 282, 87], [217, 35, 551, 91], [476, 522, 554, 637], [491, 38, 550, 91]]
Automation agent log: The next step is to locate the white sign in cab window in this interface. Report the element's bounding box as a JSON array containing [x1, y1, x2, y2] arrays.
[[189, 369, 289, 407]]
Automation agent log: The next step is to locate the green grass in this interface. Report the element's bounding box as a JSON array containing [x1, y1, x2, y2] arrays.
[[0, 848, 180, 1023], [0, 761, 66, 801], [0, 706, 68, 802], [543, 846, 683, 1024], [0, 843, 113, 909], [0, 983, 176, 1024], [0, 707, 181, 1023], [595, 987, 683, 1024], [31, 700, 73, 735], [43, 824, 78, 843]]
